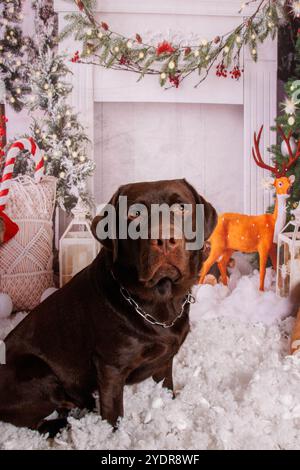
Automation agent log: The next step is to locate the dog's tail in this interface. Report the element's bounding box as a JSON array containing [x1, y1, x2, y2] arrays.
[[290, 284, 300, 355]]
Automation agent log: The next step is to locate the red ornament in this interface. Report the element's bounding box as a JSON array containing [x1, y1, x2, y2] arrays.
[[136, 33, 142, 44], [119, 55, 130, 65], [230, 65, 243, 80], [101, 22, 109, 31], [169, 75, 180, 88], [184, 47, 191, 56], [156, 41, 176, 56], [216, 62, 227, 78], [71, 51, 80, 63]]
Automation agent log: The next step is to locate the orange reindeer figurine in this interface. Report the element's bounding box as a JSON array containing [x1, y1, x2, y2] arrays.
[[199, 125, 300, 291]]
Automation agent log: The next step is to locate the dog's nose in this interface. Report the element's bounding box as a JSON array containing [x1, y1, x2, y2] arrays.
[[151, 237, 180, 253]]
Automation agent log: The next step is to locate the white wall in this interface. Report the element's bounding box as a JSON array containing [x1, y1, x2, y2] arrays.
[[94, 102, 244, 212]]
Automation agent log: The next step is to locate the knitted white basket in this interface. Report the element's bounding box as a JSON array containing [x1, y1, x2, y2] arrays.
[[0, 175, 56, 311]]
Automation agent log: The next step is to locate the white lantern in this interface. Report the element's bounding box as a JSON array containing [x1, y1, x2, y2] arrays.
[[277, 208, 300, 297], [59, 199, 99, 287]]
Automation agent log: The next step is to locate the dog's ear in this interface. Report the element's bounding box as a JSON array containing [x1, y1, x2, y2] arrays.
[[183, 179, 217, 240], [91, 186, 123, 261]]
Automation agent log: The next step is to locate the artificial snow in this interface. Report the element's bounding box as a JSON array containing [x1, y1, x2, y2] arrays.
[[0, 268, 300, 450]]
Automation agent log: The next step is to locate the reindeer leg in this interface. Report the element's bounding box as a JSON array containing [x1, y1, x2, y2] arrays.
[[269, 243, 277, 271], [217, 250, 233, 285], [199, 249, 224, 284], [258, 248, 268, 291]]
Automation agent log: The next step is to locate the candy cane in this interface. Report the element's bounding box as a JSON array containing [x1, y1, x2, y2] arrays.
[[0, 137, 44, 211]]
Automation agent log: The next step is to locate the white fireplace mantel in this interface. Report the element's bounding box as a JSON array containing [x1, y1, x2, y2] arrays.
[[54, 0, 278, 215]]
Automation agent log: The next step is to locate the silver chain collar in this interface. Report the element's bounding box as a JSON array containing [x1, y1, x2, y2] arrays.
[[112, 271, 196, 329]]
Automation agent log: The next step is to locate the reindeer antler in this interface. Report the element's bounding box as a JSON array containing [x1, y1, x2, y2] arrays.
[[252, 125, 300, 177], [277, 125, 300, 174], [252, 125, 281, 175]]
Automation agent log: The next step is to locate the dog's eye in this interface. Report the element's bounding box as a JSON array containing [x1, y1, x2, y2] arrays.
[[128, 204, 145, 220], [173, 203, 186, 213]]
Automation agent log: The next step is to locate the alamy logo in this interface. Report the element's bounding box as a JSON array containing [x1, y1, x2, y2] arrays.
[[96, 197, 205, 250], [0, 341, 6, 365]]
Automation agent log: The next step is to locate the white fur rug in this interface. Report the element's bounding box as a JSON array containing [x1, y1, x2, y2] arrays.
[[1, 269, 300, 450]]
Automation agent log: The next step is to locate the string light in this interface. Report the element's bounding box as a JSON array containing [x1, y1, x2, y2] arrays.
[[160, 72, 167, 80], [44, 82, 50, 89], [79, 156, 86, 162], [97, 32, 103, 39], [168, 61, 175, 70], [138, 51, 145, 59], [127, 40, 133, 49], [193, 50, 200, 57], [10, 96, 15, 103], [114, 46, 120, 53], [87, 29, 92, 36], [16, 88, 21, 94], [251, 33, 256, 40], [201, 39, 208, 46], [59, 172, 65, 178], [66, 139, 71, 147], [224, 46, 230, 53], [236, 36, 241, 44], [252, 48, 257, 55]]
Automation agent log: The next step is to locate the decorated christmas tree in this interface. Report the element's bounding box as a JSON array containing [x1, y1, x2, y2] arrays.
[[11, 0, 95, 212], [270, 24, 300, 217], [0, 0, 34, 111]]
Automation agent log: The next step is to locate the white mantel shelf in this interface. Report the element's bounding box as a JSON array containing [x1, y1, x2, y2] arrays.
[[55, 0, 278, 215]]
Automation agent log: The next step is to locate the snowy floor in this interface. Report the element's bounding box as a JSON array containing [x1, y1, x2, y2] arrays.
[[1, 269, 300, 450]]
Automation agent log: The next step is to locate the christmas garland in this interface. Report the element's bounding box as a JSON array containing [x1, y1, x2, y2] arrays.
[[61, 0, 299, 88]]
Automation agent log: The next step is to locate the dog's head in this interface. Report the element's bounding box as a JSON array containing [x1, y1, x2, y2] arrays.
[[92, 179, 217, 300]]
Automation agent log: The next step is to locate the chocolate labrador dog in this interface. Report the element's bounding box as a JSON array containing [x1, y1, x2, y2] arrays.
[[0, 179, 216, 436]]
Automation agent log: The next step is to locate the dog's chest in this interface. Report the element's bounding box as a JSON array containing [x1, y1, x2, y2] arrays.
[[125, 319, 189, 384]]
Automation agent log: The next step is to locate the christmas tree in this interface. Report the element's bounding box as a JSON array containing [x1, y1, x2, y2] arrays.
[[12, 0, 95, 212], [270, 23, 300, 217], [0, 0, 34, 111]]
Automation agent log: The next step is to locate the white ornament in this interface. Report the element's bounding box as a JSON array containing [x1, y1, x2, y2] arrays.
[[288, 116, 295, 126], [40, 287, 58, 303], [281, 136, 297, 157], [284, 97, 297, 115], [0, 293, 13, 318]]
